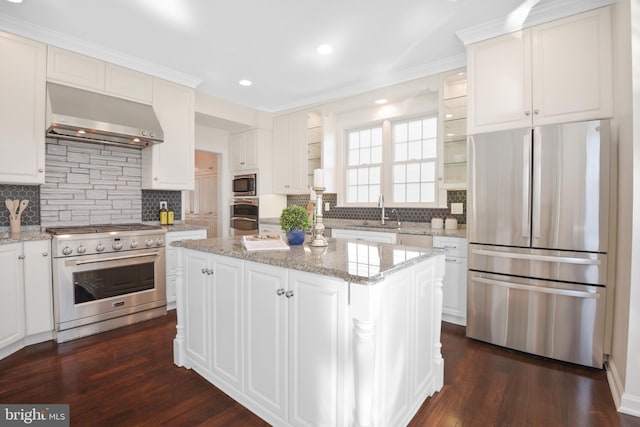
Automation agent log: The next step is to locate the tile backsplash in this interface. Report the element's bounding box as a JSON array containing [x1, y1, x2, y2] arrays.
[[0, 185, 40, 226], [142, 190, 182, 221], [287, 190, 467, 224]]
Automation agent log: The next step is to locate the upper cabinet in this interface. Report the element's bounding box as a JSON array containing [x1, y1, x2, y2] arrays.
[[273, 111, 322, 195], [141, 79, 195, 190], [47, 46, 153, 104], [440, 70, 467, 189], [467, 6, 613, 134], [230, 130, 259, 172], [0, 32, 46, 185]]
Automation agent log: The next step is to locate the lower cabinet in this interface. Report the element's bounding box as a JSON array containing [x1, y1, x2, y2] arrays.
[[165, 229, 207, 310], [433, 236, 468, 326], [331, 228, 397, 244], [0, 240, 54, 361], [180, 250, 349, 427]]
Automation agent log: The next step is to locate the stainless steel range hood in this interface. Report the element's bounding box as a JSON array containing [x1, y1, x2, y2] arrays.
[[46, 82, 164, 147]]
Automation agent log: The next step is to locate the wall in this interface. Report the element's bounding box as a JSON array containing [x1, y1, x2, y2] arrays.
[[609, 0, 640, 417]]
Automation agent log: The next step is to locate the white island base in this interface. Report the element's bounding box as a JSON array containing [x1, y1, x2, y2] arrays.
[[172, 241, 445, 427]]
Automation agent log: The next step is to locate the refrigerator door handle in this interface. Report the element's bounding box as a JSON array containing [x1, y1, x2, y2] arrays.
[[471, 248, 602, 266], [522, 135, 531, 239], [532, 127, 542, 240], [472, 276, 602, 299]]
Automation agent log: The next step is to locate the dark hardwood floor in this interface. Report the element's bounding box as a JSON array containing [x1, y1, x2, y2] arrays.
[[0, 312, 638, 427]]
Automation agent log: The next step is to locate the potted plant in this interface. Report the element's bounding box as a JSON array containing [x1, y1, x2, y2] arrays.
[[279, 205, 312, 245]]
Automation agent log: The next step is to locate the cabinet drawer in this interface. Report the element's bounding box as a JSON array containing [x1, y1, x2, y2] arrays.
[[433, 236, 467, 257]]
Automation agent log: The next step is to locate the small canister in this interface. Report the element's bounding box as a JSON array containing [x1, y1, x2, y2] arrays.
[[445, 217, 458, 230], [431, 218, 444, 229]]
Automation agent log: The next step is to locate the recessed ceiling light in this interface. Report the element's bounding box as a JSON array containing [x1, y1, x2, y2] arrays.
[[445, 113, 454, 119], [375, 99, 387, 105], [77, 130, 86, 134], [238, 79, 252, 87], [317, 44, 333, 55], [7, 0, 23, 3]]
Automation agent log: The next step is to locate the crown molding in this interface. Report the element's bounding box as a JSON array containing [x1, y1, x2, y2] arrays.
[[0, 14, 202, 88], [455, 0, 615, 46]]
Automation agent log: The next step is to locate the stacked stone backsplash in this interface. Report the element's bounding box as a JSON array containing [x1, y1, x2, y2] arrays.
[[287, 190, 467, 224], [0, 185, 40, 226], [41, 139, 143, 226]]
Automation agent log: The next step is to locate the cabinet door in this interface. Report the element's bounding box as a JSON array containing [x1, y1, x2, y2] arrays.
[[142, 79, 195, 190], [184, 250, 210, 368], [46, 46, 105, 91], [288, 271, 346, 427], [209, 255, 243, 391], [467, 30, 532, 134], [531, 7, 613, 125], [441, 256, 467, 325], [244, 262, 288, 420], [166, 230, 207, 308], [105, 63, 153, 104], [23, 240, 53, 336], [0, 244, 25, 349], [0, 32, 46, 185], [273, 112, 308, 194], [229, 133, 245, 172], [230, 131, 259, 172]]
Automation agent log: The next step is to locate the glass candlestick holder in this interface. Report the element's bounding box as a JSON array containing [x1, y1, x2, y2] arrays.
[[309, 187, 328, 247]]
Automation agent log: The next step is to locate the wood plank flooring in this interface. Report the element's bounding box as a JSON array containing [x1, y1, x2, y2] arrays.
[[0, 311, 638, 427]]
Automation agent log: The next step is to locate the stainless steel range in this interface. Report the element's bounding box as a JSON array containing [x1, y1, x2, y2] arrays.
[[47, 224, 167, 343]]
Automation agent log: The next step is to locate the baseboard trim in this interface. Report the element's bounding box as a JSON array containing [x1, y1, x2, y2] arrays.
[[607, 359, 640, 417]]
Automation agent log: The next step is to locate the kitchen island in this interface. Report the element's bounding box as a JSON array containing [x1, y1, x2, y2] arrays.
[[172, 236, 445, 427]]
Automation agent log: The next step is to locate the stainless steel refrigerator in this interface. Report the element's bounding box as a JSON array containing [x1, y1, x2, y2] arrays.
[[467, 120, 609, 368]]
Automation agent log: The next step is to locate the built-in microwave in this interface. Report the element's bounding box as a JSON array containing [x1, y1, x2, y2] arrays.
[[232, 173, 257, 197]]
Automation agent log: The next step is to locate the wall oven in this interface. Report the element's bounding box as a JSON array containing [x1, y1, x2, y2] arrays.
[[47, 224, 167, 342], [232, 173, 257, 197], [230, 198, 259, 236]]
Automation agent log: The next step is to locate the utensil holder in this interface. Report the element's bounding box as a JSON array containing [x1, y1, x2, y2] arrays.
[[9, 217, 20, 235]]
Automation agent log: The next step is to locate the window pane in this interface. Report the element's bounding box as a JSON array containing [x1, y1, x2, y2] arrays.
[[348, 149, 359, 166], [421, 183, 435, 202], [347, 186, 357, 203], [395, 142, 407, 161], [407, 163, 420, 182], [361, 129, 371, 147], [423, 138, 437, 159], [408, 120, 422, 141], [347, 169, 358, 185], [358, 168, 369, 185], [369, 185, 380, 202], [372, 128, 383, 146], [349, 132, 360, 149], [357, 186, 369, 202], [395, 123, 407, 142], [394, 184, 405, 203], [408, 140, 421, 160], [361, 147, 371, 164], [406, 183, 420, 202], [371, 146, 382, 163], [421, 161, 435, 181], [370, 167, 380, 184], [393, 164, 406, 183], [423, 117, 437, 137]]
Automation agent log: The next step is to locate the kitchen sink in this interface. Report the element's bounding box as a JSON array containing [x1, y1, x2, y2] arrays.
[[349, 222, 402, 231]]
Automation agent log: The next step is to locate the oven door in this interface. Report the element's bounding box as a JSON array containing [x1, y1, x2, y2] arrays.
[[230, 199, 259, 236], [53, 248, 166, 331]]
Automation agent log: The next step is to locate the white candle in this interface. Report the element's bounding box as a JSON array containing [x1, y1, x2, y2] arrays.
[[313, 169, 324, 188]]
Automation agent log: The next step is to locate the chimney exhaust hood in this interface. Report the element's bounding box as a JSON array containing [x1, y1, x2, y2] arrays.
[[46, 83, 164, 148]]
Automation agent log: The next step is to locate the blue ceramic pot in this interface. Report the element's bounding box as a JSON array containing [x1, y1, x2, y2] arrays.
[[286, 229, 306, 245]]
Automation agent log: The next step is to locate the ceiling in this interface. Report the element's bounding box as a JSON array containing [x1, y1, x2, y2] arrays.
[[0, 0, 610, 113]]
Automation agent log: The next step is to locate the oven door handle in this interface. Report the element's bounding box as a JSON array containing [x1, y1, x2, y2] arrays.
[[68, 252, 161, 266], [231, 216, 257, 222]]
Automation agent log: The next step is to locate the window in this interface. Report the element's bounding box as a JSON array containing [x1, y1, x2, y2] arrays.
[[344, 115, 439, 205], [345, 126, 383, 203], [392, 117, 438, 203]]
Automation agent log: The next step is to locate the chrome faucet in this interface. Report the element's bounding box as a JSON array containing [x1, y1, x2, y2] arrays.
[[391, 208, 401, 227], [378, 193, 387, 225]]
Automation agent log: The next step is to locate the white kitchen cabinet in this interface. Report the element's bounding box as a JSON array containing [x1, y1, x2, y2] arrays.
[[244, 261, 348, 425], [166, 229, 207, 310], [398, 233, 433, 248], [23, 240, 53, 338], [47, 46, 153, 104], [332, 228, 398, 244], [440, 70, 468, 189], [0, 243, 25, 352], [0, 239, 54, 361], [467, 6, 613, 134], [230, 130, 258, 172], [0, 32, 46, 185], [433, 236, 468, 326], [142, 79, 195, 190], [273, 112, 309, 194]]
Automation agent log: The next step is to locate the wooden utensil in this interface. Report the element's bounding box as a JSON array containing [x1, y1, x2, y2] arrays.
[[17, 200, 29, 218], [5, 199, 15, 220], [12, 199, 19, 218]]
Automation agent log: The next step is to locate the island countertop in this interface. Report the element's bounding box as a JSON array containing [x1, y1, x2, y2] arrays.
[[173, 236, 442, 285]]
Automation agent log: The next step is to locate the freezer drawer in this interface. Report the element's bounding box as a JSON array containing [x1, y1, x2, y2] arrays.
[[467, 271, 605, 368], [469, 244, 607, 286]]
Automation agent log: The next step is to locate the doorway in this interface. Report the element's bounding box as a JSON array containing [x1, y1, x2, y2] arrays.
[[185, 150, 219, 237]]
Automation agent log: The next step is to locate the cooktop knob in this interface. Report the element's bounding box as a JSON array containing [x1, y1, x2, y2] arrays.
[[77, 245, 87, 254], [156, 238, 164, 246], [62, 247, 72, 256], [96, 243, 105, 252], [130, 240, 139, 248], [145, 239, 154, 247], [113, 241, 123, 250]]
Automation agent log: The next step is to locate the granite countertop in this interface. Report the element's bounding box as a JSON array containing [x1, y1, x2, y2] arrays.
[[260, 217, 467, 238], [173, 236, 442, 285], [0, 228, 52, 245]]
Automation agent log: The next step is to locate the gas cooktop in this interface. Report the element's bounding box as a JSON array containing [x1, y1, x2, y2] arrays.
[[46, 223, 162, 235]]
